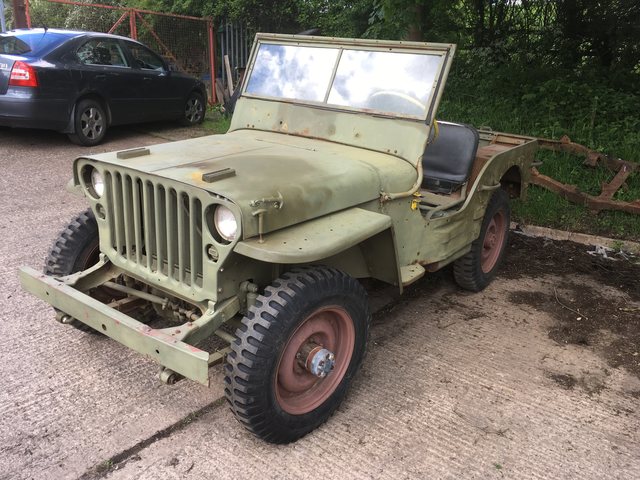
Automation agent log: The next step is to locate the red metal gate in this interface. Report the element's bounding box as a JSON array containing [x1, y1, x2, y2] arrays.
[[25, 0, 217, 103]]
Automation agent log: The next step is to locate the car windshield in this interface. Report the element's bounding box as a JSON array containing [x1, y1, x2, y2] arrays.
[[244, 43, 444, 119], [0, 31, 68, 56]]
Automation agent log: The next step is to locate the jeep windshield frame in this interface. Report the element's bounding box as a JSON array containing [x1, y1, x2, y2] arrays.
[[241, 34, 456, 123]]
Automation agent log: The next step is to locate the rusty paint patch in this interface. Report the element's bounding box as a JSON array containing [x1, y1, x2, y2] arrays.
[[532, 136, 640, 215]]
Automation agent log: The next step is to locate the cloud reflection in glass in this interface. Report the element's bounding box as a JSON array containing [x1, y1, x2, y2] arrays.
[[328, 50, 440, 117], [246, 44, 339, 102], [245, 43, 442, 118]]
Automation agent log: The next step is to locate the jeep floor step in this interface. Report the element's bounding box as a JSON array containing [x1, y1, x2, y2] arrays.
[[400, 264, 426, 286]]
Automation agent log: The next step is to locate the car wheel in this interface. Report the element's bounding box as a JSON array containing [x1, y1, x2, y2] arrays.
[[180, 92, 205, 126], [68, 99, 107, 146], [225, 266, 370, 443], [454, 188, 510, 292], [44, 209, 101, 332]]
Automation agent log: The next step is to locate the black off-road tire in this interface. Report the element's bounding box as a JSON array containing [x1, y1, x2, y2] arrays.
[[44, 209, 100, 332], [454, 188, 510, 292], [179, 91, 205, 126], [68, 98, 108, 146], [224, 267, 370, 444]]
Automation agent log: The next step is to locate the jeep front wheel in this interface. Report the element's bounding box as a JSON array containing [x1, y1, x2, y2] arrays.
[[224, 267, 370, 443], [44, 209, 101, 332]]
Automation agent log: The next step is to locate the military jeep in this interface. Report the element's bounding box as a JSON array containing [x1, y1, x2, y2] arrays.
[[20, 34, 537, 443]]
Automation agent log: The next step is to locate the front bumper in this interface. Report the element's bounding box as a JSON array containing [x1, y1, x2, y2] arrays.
[[19, 266, 213, 385]]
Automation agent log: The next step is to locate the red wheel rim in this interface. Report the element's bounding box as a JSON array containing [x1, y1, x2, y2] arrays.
[[275, 306, 355, 415], [481, 209, 506, 273]]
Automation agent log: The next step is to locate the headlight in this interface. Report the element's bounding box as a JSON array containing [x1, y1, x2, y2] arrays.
[[214, 205, 238, 242], [91, 168, 104, 198]]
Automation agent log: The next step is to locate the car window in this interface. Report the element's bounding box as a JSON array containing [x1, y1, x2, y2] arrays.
[[0, 35, 31, 54], [77, 39, 129, 67], [0, 31, 69, 56], [127, 43, 165, 71]]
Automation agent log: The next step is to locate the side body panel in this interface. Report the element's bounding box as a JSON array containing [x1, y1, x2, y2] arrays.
[[418, 139, 538, 266], [230, 137, 536, 290]]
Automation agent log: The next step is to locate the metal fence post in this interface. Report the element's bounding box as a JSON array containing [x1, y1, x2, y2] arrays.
[[0, 0, 6, 32], [129, 9, 137, 39], [24, 0, 30, 27], [11, 0, 27, 28], [208, 19, 216, 104]]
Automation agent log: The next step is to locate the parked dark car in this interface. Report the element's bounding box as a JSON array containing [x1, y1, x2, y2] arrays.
[[0, 28, 207, 145]]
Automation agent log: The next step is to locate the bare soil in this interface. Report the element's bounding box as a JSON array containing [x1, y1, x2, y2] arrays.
[[503, 234, 640, 379]]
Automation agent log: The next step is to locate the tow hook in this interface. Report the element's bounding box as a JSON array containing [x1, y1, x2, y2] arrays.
[[55, 311, 74, 324]]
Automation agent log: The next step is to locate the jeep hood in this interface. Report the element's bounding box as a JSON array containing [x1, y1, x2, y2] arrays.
[[80, 130, 417, 238]]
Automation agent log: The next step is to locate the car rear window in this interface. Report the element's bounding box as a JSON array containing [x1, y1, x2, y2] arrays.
[[0, 31, 69, 56]]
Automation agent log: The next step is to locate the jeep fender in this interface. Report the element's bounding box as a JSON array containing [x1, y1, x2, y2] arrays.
[[234, 207, 401, 286]]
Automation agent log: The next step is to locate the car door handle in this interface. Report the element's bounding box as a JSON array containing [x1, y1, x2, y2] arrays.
[[95, 74, 106, 81]]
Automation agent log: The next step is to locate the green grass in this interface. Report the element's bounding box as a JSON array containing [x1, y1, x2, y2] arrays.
[[202, 109, 231, 134], [512, 188, 640, 239], [439, 57, 640, 241]]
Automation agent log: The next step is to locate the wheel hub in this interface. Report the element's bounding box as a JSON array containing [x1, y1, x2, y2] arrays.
[[298, 342, 336, 378], [275, 305, 356, 415], [486, 231, 496, 248]]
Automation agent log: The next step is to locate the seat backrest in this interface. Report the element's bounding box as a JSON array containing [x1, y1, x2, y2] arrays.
[[421, 121, 479, 194]]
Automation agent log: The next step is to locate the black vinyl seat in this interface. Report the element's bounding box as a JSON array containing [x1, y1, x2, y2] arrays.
[[421, 121, 480, 194]]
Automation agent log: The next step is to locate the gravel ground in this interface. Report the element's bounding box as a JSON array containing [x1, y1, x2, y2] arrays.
[[0, 124, 638, 480]]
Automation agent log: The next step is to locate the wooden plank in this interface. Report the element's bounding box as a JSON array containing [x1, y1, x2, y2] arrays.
[[224, 55, 234, 96], [599, 165, 632, 200], [215, 79, 228, 105]]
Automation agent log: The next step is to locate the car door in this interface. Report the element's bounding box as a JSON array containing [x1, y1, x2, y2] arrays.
[[122, 41, 183, 119], [74, 37, 144, 124]]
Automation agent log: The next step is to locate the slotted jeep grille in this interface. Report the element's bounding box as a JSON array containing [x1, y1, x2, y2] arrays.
[[105, 170, 204, 288]]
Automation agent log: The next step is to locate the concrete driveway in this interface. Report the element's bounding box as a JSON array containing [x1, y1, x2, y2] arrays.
[[1, 125, 638, 480]]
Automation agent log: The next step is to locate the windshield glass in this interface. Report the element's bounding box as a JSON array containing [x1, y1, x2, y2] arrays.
[[244, 42, 444, 119], [328, 50, 440, 117], [246, 44, 339, 102], [0, 31, 68, 56]]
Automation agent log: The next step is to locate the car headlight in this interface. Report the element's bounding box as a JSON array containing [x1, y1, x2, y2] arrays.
[[91, 168, 104, 198], [214, 205, 238, 242]]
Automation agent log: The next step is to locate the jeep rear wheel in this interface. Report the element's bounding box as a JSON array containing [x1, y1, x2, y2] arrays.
[[224, 267, 370, 443], [454, 188, 510, 292]]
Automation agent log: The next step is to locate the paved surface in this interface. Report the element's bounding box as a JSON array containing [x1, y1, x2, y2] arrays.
[[1, 125, 639, 480]]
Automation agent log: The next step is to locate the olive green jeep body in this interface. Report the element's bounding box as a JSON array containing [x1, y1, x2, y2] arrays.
[[20, 34, 537, 442]]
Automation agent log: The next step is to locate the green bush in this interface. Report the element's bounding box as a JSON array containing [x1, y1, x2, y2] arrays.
[[440, 52, 640, 240]]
